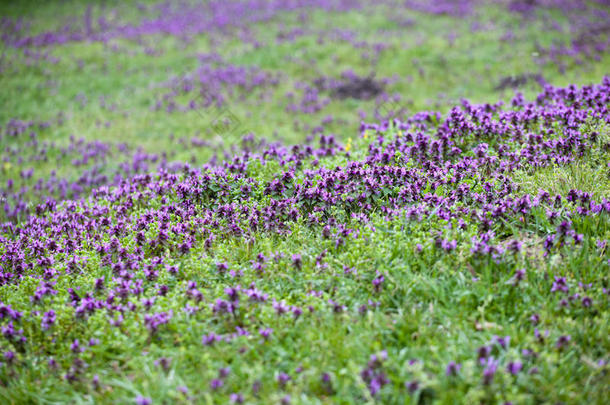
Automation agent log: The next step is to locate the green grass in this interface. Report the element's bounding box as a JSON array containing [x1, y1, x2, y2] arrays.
[[0, 1, 609, 403], [2, 0, 609, 214]]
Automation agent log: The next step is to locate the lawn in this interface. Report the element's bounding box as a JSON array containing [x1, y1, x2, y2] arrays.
[[0, 1, 609, 403]]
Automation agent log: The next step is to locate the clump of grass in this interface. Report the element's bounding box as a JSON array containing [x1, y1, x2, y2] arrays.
[[512, 160, 610, 201]]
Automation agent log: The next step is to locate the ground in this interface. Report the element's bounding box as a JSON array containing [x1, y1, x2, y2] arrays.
[[0, 1, 609, 404]]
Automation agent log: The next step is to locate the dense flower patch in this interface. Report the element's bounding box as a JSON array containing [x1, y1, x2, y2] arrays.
[[0, 79, 608, 403]]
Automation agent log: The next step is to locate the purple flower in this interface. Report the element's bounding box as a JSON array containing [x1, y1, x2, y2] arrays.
[[272, 300, 290, 315], [48, 357, 58, 369], [551, 277, 569, 293], [494, 335, 510, 349], [219, 367, 231, 378], [556, 335, 571, 349], [328, 299, 345, 313], [405, 380, 419, 393], [372, 273, 385, 292], [3, 351, 15, 364], [70, 339, 83, 353], [557, 220, 571, 235], [506, 361, 522, 375], [277, 372, 291, 388], [477, 345, 492, 359], [292, 306, 303, 318], [210, 378, 223, 390], [135, 396, 152, 405], [513, 269, 526, 283], [291, 254, 302, 269], [507, 240, 522, 253], [535, 328, 549, 343], [230, 393, 244, 404], [521, 349, 534, 358], [260, 327, 273, 341], [202, 332, 220, 346], [155, 357, 171, 371], [225, 286, 240, 302], [41, 310, 56, 331], [482, 357, 499, 385], [446, 361, 461, 376], [252, 380, 261, 394]]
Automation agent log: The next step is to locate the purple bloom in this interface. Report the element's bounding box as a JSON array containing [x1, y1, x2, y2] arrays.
[[202, 332, 220, 346], [372, 273, 385, 292], [477, 345, 492, 359], [513, 269, 526, 283], [48, 357, 58, 369], [551, 277, 569, 293], [219, 367, 231, 378], [507, 240, 522, 253], [405, 380, 419, 393], [521, 349, 534, 358], [506, 361, 522, 375], [252, 380, 262, 394], [446, 361, 461, 376], [277, 372, 291, 387], [535, 328, 549, 343], [556, 335, 571, 349], [135, 396, 152, 405], [41, 310, 56, 331], [210, 378, 223, 390], [260, 327, 273, 341], [482, 357, 499, 385], [225, 286, 240, 302], [230, 393, 244, 404], [3, 351, 15, 364], [328, 299, 345, 313], [70, 339, 83, 353], [272, 300, 290, 315], [155, 357, 171, 371], [494, 335, 510, 349], [291, 254, 302, 269]]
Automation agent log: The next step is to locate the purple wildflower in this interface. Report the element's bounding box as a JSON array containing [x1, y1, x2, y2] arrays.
[[446, 361, 461, 376], [556, 335, 571, 349], [135, 396, 152, 405], [482, 357, 499, 385], [506, 361, 522, 375], [405, 380, 419, 393]]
